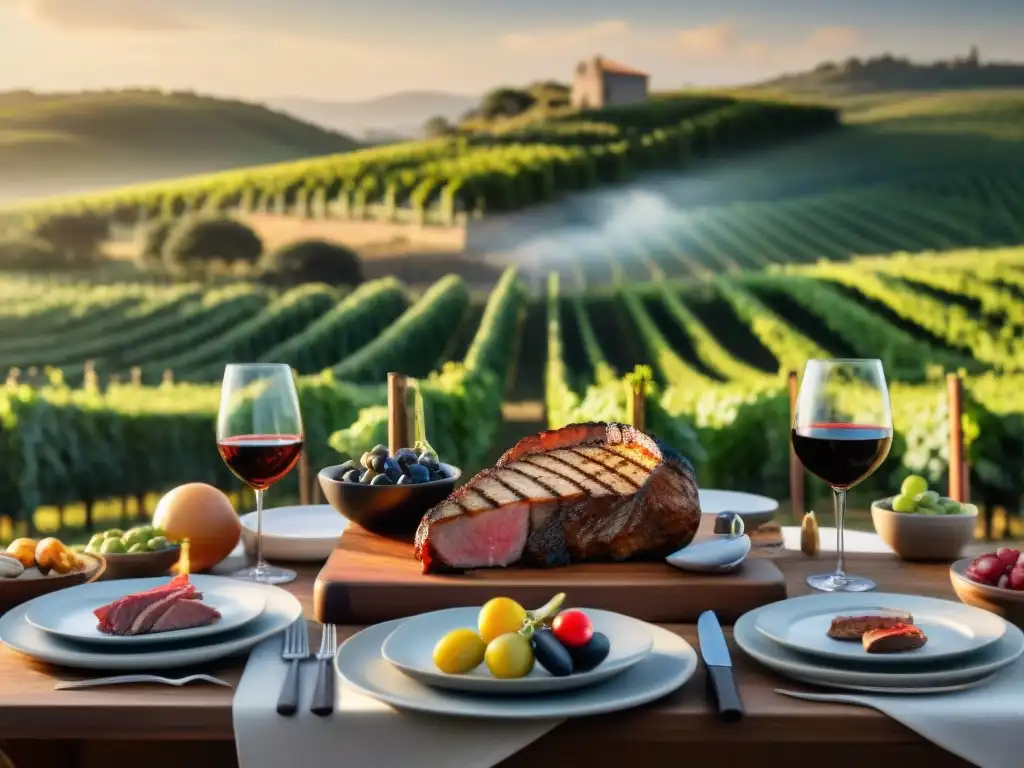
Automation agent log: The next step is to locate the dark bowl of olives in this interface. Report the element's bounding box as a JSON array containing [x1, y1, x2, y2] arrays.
[[318, 444, 461, 537]]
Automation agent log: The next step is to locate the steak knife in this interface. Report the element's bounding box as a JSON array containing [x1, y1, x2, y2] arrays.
[[697, 610, 744, 722]]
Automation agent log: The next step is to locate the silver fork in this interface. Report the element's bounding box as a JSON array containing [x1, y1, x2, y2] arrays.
[[310, 624, 337, 716], [55, 674, 231, 690], [276, 618, 310, 716]]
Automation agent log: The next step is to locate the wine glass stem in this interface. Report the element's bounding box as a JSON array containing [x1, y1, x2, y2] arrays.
[[254, 488, 267, 575], [833, 487, 847, 579]]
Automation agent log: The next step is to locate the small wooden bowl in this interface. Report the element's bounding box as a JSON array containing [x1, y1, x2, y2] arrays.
[[0, 553, 105, 615], [950, 557, 1024, 627], [318, 462, 461, 537], [871, 496, 978, 561], [97, 545, 182, 581]]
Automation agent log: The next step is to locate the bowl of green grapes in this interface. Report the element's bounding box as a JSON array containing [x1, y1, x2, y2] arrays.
[[81, 525, 181, 580], [872, 475, 978, 562]]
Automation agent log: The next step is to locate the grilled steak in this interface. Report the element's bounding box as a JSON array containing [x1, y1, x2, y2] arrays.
[[414, 422, 701, 573], [93, 574, 216, 635], [827, 610, 914, 641], [148, 595, 222, 634], [862, 623, 927, 654]]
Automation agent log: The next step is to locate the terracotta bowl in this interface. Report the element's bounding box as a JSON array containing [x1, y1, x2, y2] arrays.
[[318, 462, 461, 537], [871, 496, 978, 561], [950, 557, 1024, 627], [97, 545, 182, 581], [0, 553, 105, 615]]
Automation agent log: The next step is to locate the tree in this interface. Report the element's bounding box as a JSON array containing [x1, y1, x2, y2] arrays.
[[258, 238, 363, 287], [423, 115, 455, 138], [479, 87, 536, 120], [31, 212, 109, 265], [162, 216, 263, 278]]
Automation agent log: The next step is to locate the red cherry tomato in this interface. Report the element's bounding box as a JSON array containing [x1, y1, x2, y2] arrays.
[[552, 610, 593, 648]]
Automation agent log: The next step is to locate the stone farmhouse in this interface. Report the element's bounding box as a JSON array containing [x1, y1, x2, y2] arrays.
[[570, 56, 649, 109]]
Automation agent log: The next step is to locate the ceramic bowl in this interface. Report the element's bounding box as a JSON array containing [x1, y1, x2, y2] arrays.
[[950, 557, 1024, 627], [318, 463, 461, 537], [871, 496, 978, 561], [97, 545, 182, 581], [0, 553, 105, 615]]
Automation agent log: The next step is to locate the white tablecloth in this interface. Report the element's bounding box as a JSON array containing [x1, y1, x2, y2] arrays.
[[778, 658, 1024, 768], [233, 636, 562, 768], [781, 526, 894, 554]]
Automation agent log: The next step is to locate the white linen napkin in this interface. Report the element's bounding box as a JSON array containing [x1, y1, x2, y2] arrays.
[[233, 636, 563, 768], [776, 659, 1024, 768]]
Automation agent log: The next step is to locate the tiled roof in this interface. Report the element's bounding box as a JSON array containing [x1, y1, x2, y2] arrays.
[[594, 57, 648, 77]]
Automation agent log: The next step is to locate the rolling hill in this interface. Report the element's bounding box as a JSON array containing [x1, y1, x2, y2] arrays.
[[268, 91, 480, 140], [0, 90, 362, 205]]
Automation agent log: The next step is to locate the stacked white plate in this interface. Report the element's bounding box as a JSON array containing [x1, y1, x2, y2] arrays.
[[333, 606, 699, 718], [0, 575, 302, 670], [735, 593, 1024, 694]]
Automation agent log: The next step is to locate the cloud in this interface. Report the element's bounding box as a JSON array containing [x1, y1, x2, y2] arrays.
[[805, 26, 860, 52], [4, 0, 194, 31], [675, 22, 738, 58], [670, 23, 860, 64], [499, 20, 631, 55]]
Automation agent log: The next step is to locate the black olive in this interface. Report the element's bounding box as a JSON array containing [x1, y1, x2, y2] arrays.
[[369, 454, 387, 473], [567, 632, 610, 672], [371, 444, 389, 457], [370, 474, 393, 486], [531, 630, 574, 677], [359, 469, 377, 484], [342, 469, 361, 483]]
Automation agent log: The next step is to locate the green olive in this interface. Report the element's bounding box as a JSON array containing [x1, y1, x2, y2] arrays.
[[433, 628, 486, 675], [485, 632, 535, 679]]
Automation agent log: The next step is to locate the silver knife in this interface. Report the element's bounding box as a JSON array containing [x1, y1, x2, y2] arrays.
[[697, 610, 744, 722]]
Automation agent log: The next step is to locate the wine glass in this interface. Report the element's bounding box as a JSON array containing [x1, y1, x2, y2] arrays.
[[217, 363, 304, 584], [792, 359, 893, 593]]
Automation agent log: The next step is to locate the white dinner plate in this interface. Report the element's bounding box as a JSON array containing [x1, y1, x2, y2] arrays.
[[25, 576, 267, 645], [338, 619, 696, 719], [780, 672, 999, 695], [382, 607, 653, 695], [0, 577, 301, 670], [754, 593, 1007, 665], [699, 489, 778, 528], [240, 504, 346, 562], [735, 602, 1024, 691]]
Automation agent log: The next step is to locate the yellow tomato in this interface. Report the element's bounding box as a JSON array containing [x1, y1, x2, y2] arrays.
[[478, 597, 527, 644]]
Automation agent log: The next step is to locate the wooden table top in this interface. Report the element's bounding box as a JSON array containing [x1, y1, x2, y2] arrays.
[[0, 535, 980, 767]]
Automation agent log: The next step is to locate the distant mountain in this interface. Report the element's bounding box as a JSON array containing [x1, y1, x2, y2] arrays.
[[268, 90, 480, 140], [0, 89, 361, 205], [749, 52, 1024, 97]]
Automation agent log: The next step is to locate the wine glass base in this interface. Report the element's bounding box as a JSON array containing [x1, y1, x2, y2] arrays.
[[806, 572, 875, 592], [229, 564, 296, 585]]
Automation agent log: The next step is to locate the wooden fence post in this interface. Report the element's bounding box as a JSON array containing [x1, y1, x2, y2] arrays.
[[788, 370, 805, 518], [388, 372, 411, 453], [947, 373, 964, 502]]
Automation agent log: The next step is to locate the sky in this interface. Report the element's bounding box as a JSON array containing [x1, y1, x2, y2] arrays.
[[0, 0, 1022, 102]]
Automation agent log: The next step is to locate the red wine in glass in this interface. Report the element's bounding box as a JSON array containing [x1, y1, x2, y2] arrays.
[[217, 434, 304, 491], [792, 359, 892, 593], [218, 363, 304, 585], [791, 424, 893, 490]]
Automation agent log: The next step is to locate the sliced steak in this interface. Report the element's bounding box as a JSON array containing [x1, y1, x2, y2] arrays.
[[94, 575, 200, 634], [149, 597, 222, 634], [127, 588, 196, 635], [414, 422, 701, 573]]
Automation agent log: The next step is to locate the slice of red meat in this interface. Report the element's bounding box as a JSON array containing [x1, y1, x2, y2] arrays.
[[94, 575, 199, 634], [148, 597, 222, 634], [126, 588, 196, 635]]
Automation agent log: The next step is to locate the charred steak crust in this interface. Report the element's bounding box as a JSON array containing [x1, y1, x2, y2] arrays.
[[414, 422, 701, 573]]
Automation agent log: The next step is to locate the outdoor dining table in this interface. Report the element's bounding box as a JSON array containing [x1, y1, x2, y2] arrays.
[[0, 534, 987, 768]]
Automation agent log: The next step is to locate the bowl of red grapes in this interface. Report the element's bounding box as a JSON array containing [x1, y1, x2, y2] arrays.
[[318, 443, 460, 536], [951, 548, 1024, 627]]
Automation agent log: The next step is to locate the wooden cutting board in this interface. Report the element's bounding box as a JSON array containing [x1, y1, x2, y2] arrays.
[[313, 522, 787, 625]]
